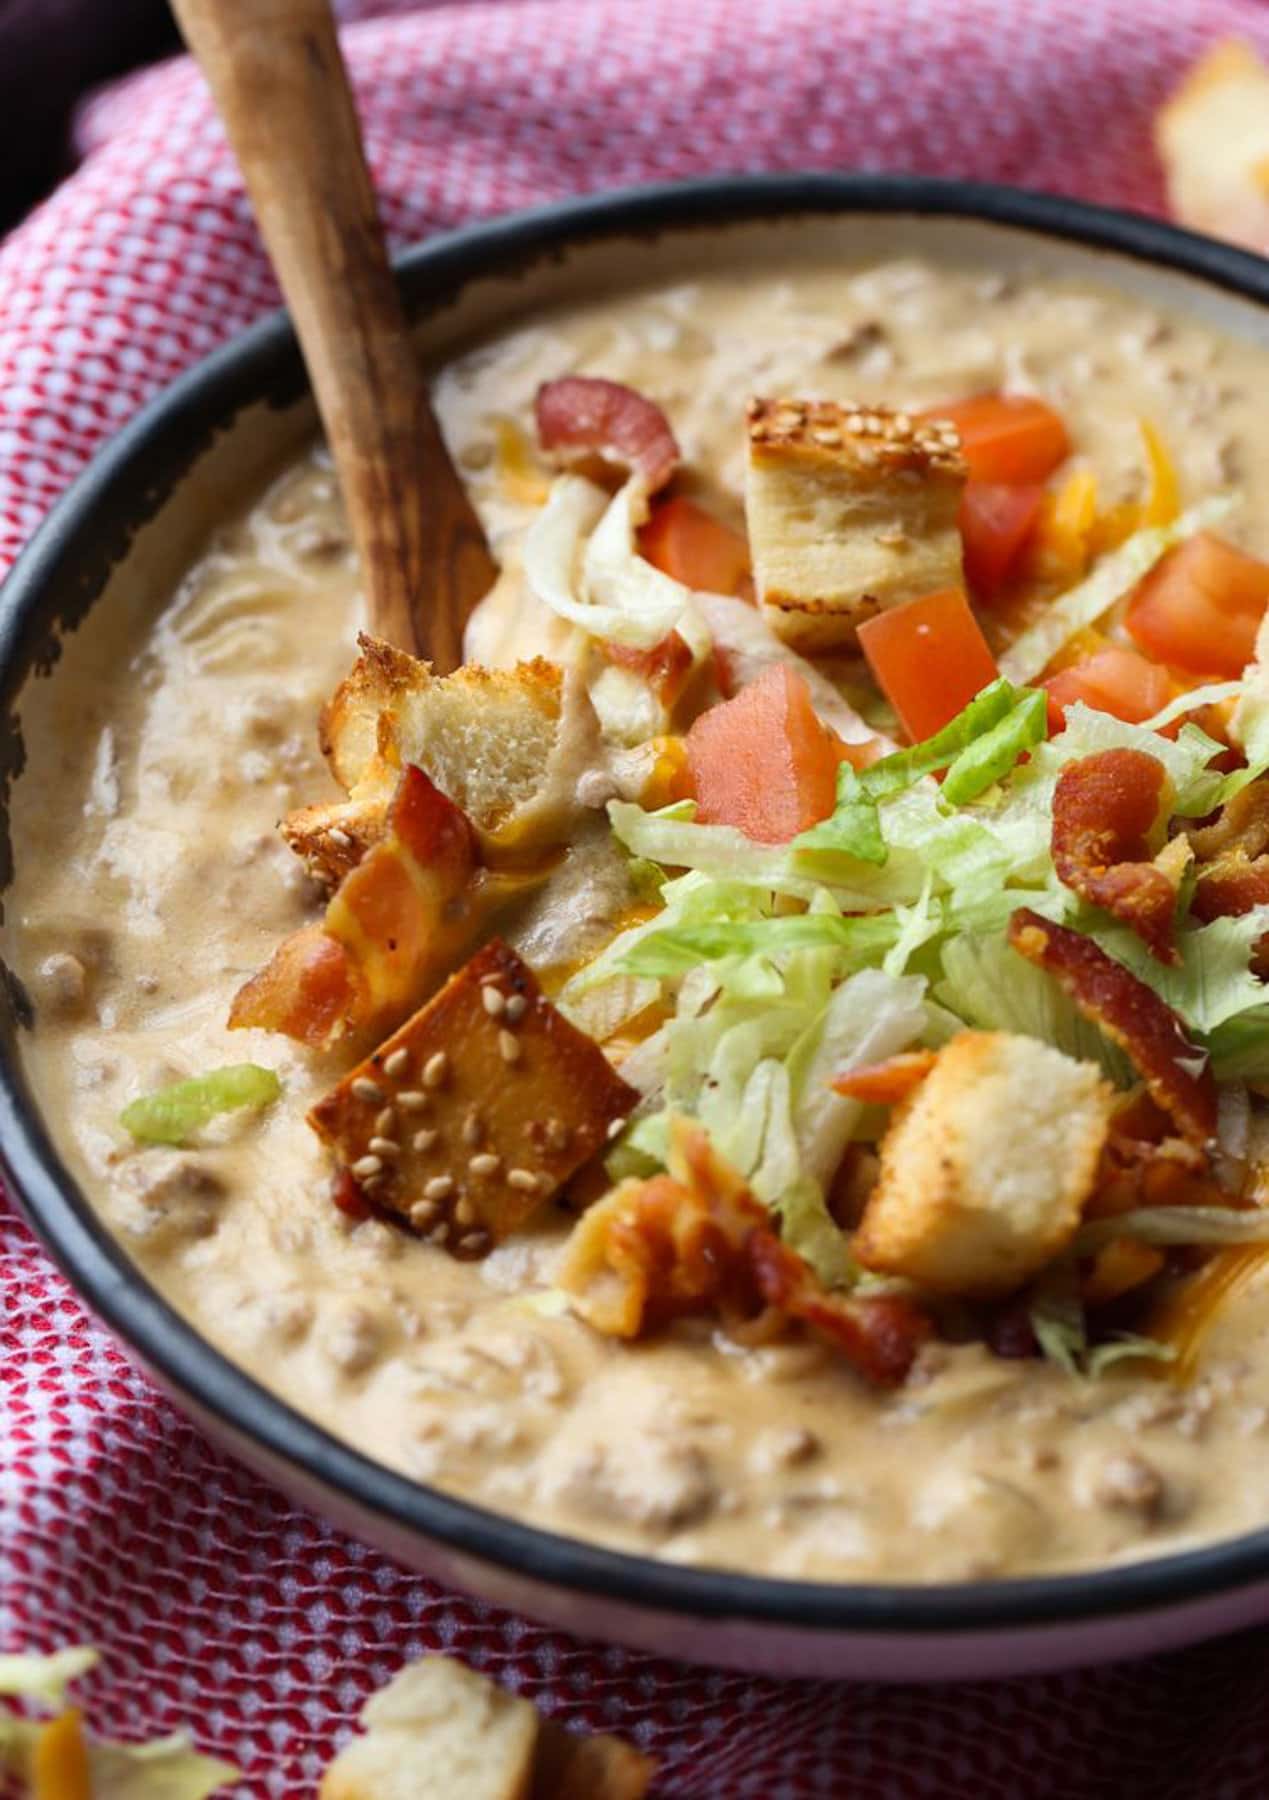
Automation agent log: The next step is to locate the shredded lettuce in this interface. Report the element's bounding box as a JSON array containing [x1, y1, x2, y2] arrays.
[[0, 1646, 98, 1707], [1074, 1206, 1269, 1255], [1142, 680, 1243, 733], [1028, 1266, 1086, 1377], [1207, 1006, 1269, 1083], [1030, 1270, 1177, 1379], [937, 932, 1133, 1085], [999, 493, 1237, 683], [120, 1063, 281, 1146], [796, 678, 1045, 867], [0, 1646, 237, 1797], [1091, 908, 1269, 1037], [1085, 1335, 1178, 1378]]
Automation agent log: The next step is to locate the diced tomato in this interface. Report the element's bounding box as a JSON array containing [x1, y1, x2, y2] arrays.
[[925, 393, 1071, 485], [685, 664, 840, 843], [1125, 532, 1269, 677], [638, 496, 751, 597], [959, 480, 1045, 600], [857, 588, 999, 743], [1043, 646, 1173, 732]]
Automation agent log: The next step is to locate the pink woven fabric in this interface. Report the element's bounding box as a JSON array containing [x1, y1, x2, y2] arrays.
[[5, 2, 1269, 1793]]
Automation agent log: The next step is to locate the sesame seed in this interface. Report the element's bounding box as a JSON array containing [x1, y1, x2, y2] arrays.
[[893, 412, 912, 434], [607, 1116, 627, 1140], [327, 828, 353, 848], [423, 1052, 449, 1089], [384, 1047, 411, 1079], [352, 1155, 383, 1178], [397, 1090, 428, 1113], [499, 1030, 521, 1064], [352, 1077, 384, 1104], [459, 1232, 490, 1255], [413, 1128, 439, 1153], [461, 1110, 484, 1147], [454, 1197, 477, 1227], [368, 1136, 399, 1158], [374, 1106, 397, 1135], [424, 1175, 455, 1201], [428, 1221, 451, 1246], [507, 1167, 539, 1192], [544, 1118, 571, 1152], [469, 1152, 501, 1177], [481, 986, 506, 1017], [409, 1199, 438, 1228], [504, 993, 527, 1022]]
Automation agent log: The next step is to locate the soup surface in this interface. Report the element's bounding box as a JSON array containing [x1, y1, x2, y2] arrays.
[[11, 252, 1269, 1582]]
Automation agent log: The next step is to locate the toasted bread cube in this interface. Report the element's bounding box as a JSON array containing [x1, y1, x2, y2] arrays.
[[1156, 40, 1269, 253], [319, 1656, 538, 1800], [533, 1720, 657, 1800], [284, 635, 564, 885], [308, 939, 637, 1256], [852, 1031, 1112, 1298], [746, 397, 967, 652]]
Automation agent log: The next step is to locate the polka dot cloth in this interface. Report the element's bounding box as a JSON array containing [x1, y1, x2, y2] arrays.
[[4, 2, 1269, 1793]]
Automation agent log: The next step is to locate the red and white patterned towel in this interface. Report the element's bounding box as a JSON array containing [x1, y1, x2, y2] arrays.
[[5, 3, 1269, 1793]]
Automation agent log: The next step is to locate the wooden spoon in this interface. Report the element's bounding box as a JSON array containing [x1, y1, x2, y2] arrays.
[[169, 0, 497, 671]]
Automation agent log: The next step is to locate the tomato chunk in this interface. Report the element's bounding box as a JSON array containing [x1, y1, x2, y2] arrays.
[[926, 393, 1070, 485], [1125, 532, 1269, 677], [686, 664, 840, 842], [638, 496, 751, 596], [857, 588, 999, 742], [959, 480, 1045, 599], [1043, 646, 1172, 732]]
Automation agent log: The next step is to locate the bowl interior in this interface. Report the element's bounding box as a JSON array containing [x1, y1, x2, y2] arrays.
[[5, 180, 1269, 1651]]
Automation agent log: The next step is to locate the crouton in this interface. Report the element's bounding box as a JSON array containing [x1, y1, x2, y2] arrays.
[[283, 634, 564, 885], [532, 1720, 657, 1800], [318, 1656, 538, 1800], [852, 1030, 1113, 1297], [745, 397, 967, 652], [308, 938, 637, 1256], [1155, 40, 1269, 254], [318, 1655, 657, 1800]]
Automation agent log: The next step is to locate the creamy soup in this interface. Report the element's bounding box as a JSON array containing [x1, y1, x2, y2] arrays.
[[11, 254, 1269, 1583]]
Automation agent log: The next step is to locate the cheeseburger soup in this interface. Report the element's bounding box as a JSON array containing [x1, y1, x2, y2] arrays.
[[13, 253, 1269, 1583]]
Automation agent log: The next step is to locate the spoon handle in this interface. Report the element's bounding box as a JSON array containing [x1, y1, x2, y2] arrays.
[[170, 0, 496, 668]]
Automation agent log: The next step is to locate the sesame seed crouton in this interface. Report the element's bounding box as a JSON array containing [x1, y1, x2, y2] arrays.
[[745, 396, 967, 652], [852, 1030, 1113, 1298], [308, 939, 637, 1257]]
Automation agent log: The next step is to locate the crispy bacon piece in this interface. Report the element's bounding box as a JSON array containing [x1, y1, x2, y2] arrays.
[[1007, 907, 1218, 1146], [535, 376, 680, 493], [230, 765, 478, 1049], [557, 1119, 930, 1386], [831, 1050, 937, 1106], [228, 922, 354, 1047], [746, 1232, 933, 1386], [601, 629, 696, 706], [1187, 778, 1269, 976], [1051, 749, 1178, 963]]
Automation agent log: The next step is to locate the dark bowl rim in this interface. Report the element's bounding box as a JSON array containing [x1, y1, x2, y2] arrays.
[[5, 171, 1269, 1645]]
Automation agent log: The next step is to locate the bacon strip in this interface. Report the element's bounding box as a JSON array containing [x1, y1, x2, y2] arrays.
[[535, 376, 679, 493], [1187, 776, 1269, 975], [557, 1119, 930, 1386], [1051, 748, 1178, 963], [1007, 907, 1217, 1146], [230, 766, 478, 1049]]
